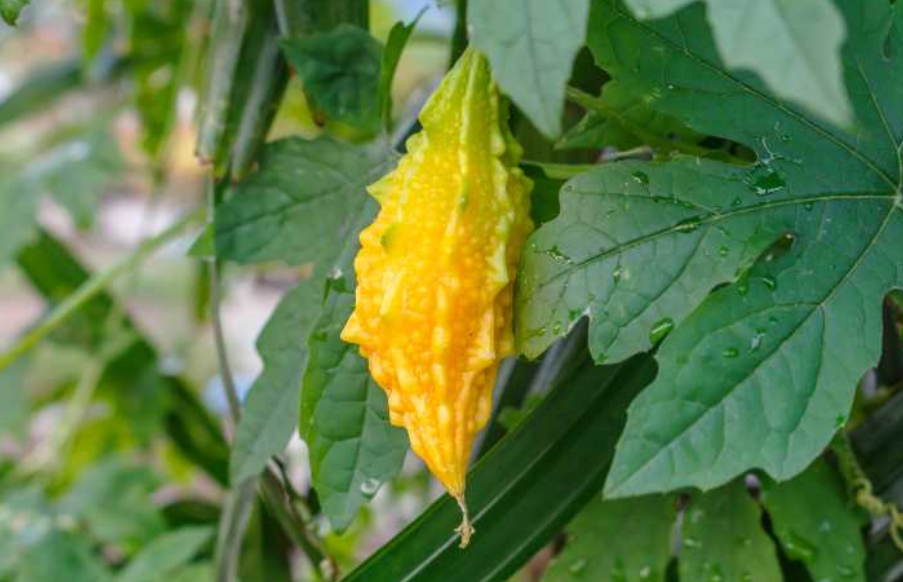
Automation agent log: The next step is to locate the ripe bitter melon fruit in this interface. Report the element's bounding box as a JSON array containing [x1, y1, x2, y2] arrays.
[[341, 48, 533, 547]]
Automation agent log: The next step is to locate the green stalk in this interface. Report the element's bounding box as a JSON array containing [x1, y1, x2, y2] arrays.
[[0, 208, 202, 373]]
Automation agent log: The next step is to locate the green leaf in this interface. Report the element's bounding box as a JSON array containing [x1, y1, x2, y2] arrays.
[[557, 86, 702, 153], [468, 0, 591, 138], [379, 11, 423, 130], [230, 279, 321, 483], [58, 458, 166, 551], [0, 359, 29, 440], [517, 0, 903, 498], [622, 0, 851, 127], [116, 527, 214, 582], [761, 460, 866, 582], [0, 0, 29, 25], [17, 531, 111, 582], [680, 480, 782, 582], [542, 493, 674, 582], [28, 125, 124, 229], [341, 353, 657, 582], [280, 24, 382, 134], [0, 179, 37, 272], [300, 200, 408, 532], [187, 225, 214, 259], [214, 137, 396, 267]]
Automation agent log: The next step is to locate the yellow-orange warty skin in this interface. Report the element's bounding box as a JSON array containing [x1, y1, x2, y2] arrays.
[[341, 49, 533, 504]]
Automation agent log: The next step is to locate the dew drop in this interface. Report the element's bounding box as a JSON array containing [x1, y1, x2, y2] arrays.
[[722, 347, 739, 358], [718, 246, 729, 257], [360, 478, 382, 497], [649, 318, 675, 344], [569, 559, 588, 574], [762, 275, 777, 291]]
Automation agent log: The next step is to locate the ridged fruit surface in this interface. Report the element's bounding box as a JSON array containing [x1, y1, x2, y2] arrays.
[[341, 48, 533, 538]]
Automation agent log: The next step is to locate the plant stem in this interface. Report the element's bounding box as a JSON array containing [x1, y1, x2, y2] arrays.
[[0, 207, 203, 374]]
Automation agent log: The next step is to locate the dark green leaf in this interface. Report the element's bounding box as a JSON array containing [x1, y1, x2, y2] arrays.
[[341, 354, 657, 582], [516, 0, 903, 497], [762, 460, 867, 582], [680, 480, 782, 582], [116, 527, 214, 582], [230, 279, 321, 483], [280, 24, 382, 133], [379, 12, 423, 130], [300, 200, 408, 532], [0, 0, 29, 25], [542, 493, 674, 582], [215, 137, 396, 267], [557, 85, 701, 153], [469, 0, 591, 138], [623, 0, 851, 127]]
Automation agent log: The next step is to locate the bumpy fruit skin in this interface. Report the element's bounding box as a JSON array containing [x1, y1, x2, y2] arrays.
[[341, 49, 533, 516]]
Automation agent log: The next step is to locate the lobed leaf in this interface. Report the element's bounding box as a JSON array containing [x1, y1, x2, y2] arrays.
[[517, 0, 903, 498]]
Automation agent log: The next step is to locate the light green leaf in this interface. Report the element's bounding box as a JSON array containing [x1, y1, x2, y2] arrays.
[[761, 460, 866, 582], [230, 279, 321, 483], [58, 458, 165, 551], [280, 24, 382, 133], [543, 494, 673, 582], [300, 199, 408, 533], [623, 0, 851, 127], [469, 0, 590, 138], [0, 180, 37, 271], [680, 480, 782, 582], [214, 137, 396, 267], [116, 527, 214, 582], [17, 531, 111, 582], [517, 0, 903, 498], [0, 0, 29, 25]]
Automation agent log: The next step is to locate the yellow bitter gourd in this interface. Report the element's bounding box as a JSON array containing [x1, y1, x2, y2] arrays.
[[341, 48, 533, 547]]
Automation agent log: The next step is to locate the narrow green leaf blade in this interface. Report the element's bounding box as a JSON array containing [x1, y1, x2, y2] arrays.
[[280, 24, 382, 134], [542, 493, 674, 582], [340, 355, 657, 582], [230, 279, 321, 483], [469, 0, 590, 138], [379, 12, 423, 130], [214, 137, 396, 267], [680, 480, 782, 582], [761, 460, 867, 582]]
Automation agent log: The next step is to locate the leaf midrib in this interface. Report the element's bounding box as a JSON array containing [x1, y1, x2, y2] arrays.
[[527, 190, 893, 297]]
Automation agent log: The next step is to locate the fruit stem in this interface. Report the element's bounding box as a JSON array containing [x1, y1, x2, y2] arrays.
[[454, 494, 475, 548]]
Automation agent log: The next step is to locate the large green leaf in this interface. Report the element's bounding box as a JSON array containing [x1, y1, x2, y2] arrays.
[[230, 279, 321, 483], [280, 24, 382, 134], [214, 137, 396, 267], [468, 0, 590, 138], [340, 354, 656, 582], [16, 531, 111, 582], [680, 480, 782, 582], [0, 180, 37, 271], [542, 493, 674, 582], [761, 460, 867, 582], [622, 0, 851, 127], [299, 199, 408, 533], [517, 0, 903, 498]]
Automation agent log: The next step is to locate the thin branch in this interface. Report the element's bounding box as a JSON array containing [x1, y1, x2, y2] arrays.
[[0, 207, 203, 373]]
